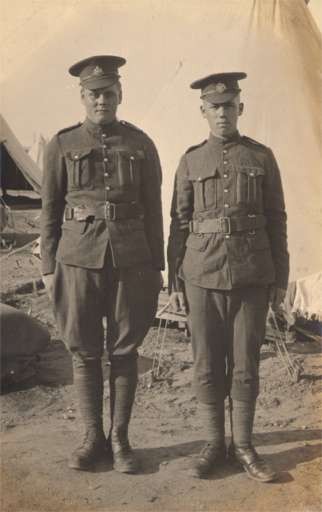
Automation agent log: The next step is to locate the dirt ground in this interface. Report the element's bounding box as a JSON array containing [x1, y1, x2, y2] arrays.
[[1, 211, 321, 512]]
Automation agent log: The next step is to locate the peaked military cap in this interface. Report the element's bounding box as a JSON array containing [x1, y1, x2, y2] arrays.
[[69, 55, 126, 90], [191, 72, 247, 103]]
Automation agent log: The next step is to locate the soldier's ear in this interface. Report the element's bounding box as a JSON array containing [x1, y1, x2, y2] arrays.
[[200, 105, 206, 118], [239, 102, 244, 116], [80, 87, 85, 103]]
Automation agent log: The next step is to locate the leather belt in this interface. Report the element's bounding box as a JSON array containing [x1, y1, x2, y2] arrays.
[[189, 214, 266, 235], [64, 202, 143, 222]]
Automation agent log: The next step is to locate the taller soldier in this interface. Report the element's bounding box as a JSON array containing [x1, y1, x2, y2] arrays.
[[41, 56, 164, 473], [168, 72, 289, 482]]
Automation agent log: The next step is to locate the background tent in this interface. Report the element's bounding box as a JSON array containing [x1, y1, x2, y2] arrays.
[[0, 114, 42, 205], [1, 0, 321, 315], [28, 133, 47, 171]]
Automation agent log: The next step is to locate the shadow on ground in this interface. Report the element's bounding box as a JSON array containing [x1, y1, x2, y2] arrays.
[[132, 428, 322, 479]]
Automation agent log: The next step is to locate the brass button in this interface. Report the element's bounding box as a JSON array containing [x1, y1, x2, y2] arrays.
[[102, 133, 107, 138], [104, 158, 109, 162], [105, 186, 111, 191], [223, 173, 228, 178], [224, 203, 229, 208], [223, 149, 227, 154], [225, 234, 231, 239], [223, 160, 228, 164], [224, 188, 229, 193], [104, 172, 109, 177]]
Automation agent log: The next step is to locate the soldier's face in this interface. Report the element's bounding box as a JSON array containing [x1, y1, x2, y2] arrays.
[[201, 95, 243, 138], [81, 83, 122, 125]]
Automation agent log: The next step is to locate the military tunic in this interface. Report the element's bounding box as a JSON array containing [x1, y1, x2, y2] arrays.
[[41, 117, 164, 359], [168, 131, 289, 403], [168, 131, 288, 292]]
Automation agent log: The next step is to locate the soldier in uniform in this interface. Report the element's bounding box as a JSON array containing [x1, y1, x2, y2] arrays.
[[168, 72, 289, 482], [41, 55, 164, 473]]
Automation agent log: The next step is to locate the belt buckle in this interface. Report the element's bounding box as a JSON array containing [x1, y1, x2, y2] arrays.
[[221, 217, 231, 235], [105, 202, 116, 221]]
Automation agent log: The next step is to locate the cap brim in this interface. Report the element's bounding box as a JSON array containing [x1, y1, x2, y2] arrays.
[[201, 91, 240, 104]]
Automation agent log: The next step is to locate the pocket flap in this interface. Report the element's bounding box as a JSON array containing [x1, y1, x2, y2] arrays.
[[186, 233, 209, 251], [189, 169, 217, 183], [134, 150, 145, 160], [237, 166, 265, 177], [67, 149, 92, 161]]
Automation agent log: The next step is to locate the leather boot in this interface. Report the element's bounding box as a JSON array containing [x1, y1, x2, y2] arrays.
[[189, 401, 226, 478], [231, 445, 277, 482], [229, 399, 277, 482], [69, 429, 106, 470], [108, 357, 138, 474], [68, 357, 106, 470]]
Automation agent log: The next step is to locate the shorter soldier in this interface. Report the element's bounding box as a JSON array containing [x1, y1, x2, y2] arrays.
[[168, 72, 289, 481], [41, 56, 164, 472]]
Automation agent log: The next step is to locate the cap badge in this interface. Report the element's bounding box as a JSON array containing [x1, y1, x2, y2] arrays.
[[92, 66, 104, 76], [215, 83, 227, 93]]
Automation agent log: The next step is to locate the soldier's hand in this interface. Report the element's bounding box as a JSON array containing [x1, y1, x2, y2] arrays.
[[42, 273, 54, 300], [169, 291, 187, 314], [269, 286, 286, 311]]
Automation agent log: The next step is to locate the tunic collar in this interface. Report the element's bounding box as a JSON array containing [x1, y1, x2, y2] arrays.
[[208, 131, 241, 147], [83, 117, 119, 138]]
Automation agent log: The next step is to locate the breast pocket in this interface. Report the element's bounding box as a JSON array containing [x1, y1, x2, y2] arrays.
[[110, 148, 144, 189], [189, 171, 218, 211], [66, 149, 93, 190], [236, 167, 265, 205]]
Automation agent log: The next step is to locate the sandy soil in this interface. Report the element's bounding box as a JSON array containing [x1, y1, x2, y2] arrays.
[[1, 211, 321, 512]]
